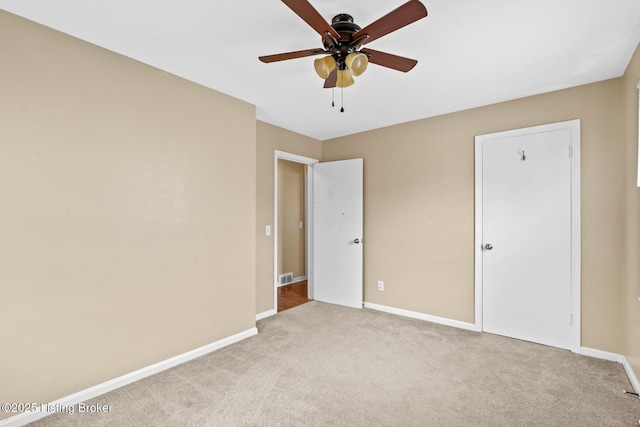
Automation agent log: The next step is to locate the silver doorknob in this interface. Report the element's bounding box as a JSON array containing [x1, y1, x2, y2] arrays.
[[483, 243, 493, 250], [354, 238, 360, 244]]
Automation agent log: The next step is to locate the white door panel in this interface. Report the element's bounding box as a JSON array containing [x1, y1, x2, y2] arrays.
[[481, 128, 573, 349], [313, 159, 363, 309]]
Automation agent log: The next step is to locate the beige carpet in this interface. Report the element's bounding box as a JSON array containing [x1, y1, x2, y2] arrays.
[[29, 301, 640, 426]]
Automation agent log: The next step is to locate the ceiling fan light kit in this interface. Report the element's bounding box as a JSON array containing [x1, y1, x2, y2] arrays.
[[336, 68, 355, 88], [313, 55, 336, 79], [313, 51, 367, 89], [345, 52, 368, 77], [259, 0, 428, 111]]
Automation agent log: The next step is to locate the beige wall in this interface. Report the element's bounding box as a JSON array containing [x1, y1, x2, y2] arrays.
[[323, 79, 625, 353], [0, 11, 256, 418], [256, 122, 321, 314], [623, 43, 640, 382], [277, 160, 306, 279]]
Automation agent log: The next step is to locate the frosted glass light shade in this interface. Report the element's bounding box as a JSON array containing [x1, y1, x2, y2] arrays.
[[336, 69, 355, 88], [345, 52, 368, 77], [314, 55, 336, 79]]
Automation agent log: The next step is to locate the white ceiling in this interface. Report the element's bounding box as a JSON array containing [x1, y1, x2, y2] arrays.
[[1, 0, 639, 141]]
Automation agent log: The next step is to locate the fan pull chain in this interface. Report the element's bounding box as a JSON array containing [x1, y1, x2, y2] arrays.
[[331, 88, 335, 107], [340, 87, 345, 113]]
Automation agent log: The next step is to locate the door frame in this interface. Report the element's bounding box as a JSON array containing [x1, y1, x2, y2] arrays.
[[474, 119, 581, 352], [273, 150, 319, 312]]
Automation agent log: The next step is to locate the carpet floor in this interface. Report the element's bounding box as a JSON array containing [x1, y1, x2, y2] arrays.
[[29, 301, 640, 426]]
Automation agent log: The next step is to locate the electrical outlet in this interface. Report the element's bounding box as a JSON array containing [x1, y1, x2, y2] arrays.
[[377, 280, 384, 291], [265, 225, 271, 236]]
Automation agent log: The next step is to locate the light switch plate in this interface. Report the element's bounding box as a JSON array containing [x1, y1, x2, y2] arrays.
[[266, 225, 271, 236]]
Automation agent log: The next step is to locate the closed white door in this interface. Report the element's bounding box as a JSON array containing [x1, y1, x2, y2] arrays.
[[479, 125, 575, 349], [313, 159, 363, 309]]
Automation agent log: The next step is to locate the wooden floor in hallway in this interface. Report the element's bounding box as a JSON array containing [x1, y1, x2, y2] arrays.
[[278, 280, 311, 312]]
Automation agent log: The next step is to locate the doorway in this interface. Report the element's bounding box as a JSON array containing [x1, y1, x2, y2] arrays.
[[277, 158, 309, 312], [273, 151, 318, 312], [474, 120, 581, 352], [273, 152, 364, 313]]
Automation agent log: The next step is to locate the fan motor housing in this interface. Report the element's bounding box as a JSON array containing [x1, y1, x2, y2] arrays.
[[324, 14, 362, 49]]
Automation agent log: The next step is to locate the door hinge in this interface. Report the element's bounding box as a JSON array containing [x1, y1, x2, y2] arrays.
[[569, 145, 573, 158], [569, 313, 573, 325]]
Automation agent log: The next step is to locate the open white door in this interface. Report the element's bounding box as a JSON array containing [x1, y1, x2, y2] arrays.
[[313, 159, 363, 309]]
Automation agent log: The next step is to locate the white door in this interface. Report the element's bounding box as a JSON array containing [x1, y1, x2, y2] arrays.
[[478, 124, 577, 350], [313, 159, 363, 309]]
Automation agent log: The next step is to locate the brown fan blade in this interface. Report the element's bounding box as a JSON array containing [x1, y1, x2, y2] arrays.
[[324, 68, 337, 88], [360, 48, 418, 72], [259, 48, 325, 63], [282, 0, 341, 40], [352, 0, 427, 46]]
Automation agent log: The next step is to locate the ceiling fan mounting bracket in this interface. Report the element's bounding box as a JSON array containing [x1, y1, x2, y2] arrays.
[[330, 14, 360, 33]]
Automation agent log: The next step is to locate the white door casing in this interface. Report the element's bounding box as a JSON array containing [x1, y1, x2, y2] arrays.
[[313, 159, 364, 309], [474, 120, 581, 352]]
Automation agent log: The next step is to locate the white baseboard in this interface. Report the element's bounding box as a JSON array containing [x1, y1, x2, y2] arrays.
[[363, 302, 478, 332], [0, 327, 258, 427], [579, 347, 625, 363], [580, 347, 640, 395], [622, 358, 640, 395], [256, 309, 277, 321]]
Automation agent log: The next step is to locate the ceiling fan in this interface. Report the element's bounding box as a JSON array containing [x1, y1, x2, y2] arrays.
[[259, 0, 428, 94]]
